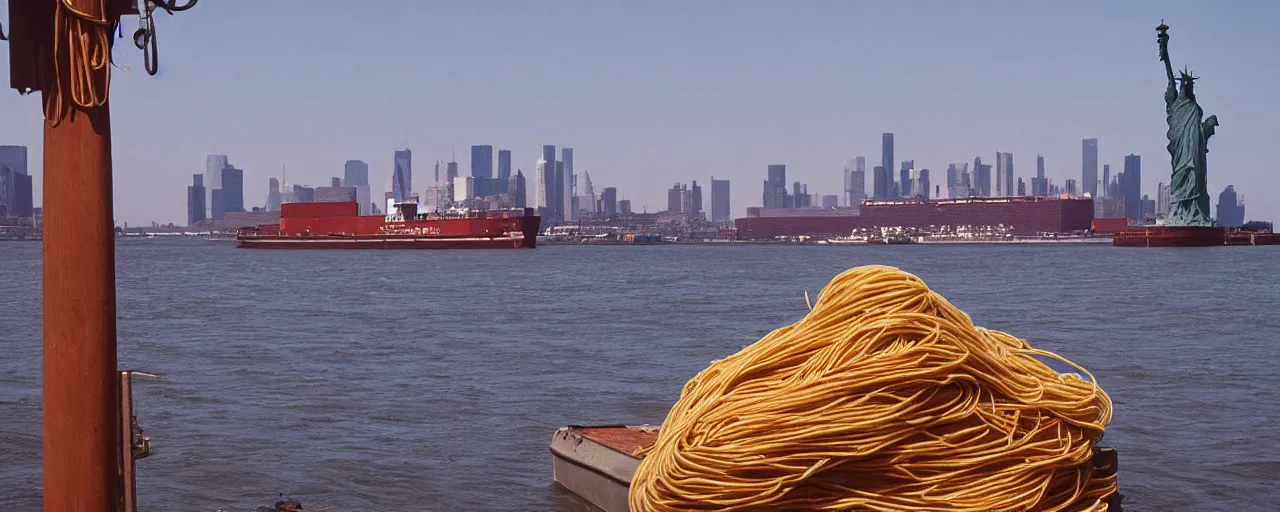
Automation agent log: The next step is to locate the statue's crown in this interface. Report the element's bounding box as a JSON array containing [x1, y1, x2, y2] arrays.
[[1176, 67, 1199, 82]]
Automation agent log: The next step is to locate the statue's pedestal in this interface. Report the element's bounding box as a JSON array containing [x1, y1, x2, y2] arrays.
[[1113, 225, 1226, 247]]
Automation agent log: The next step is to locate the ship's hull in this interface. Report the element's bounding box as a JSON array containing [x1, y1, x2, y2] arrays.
[[236, 233, 534, 249], [235, 201, 540, 250], [1112, 226, 1225, 247]]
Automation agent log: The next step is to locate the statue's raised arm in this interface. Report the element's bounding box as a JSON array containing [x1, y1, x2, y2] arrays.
[[1158, 22, 1176, 106]]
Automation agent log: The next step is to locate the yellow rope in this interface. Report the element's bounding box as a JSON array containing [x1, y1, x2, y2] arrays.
[[630, 265, 1116, 512], [45, 0, 112, 126]]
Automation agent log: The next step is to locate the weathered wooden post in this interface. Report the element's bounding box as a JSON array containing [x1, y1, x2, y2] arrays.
[[5, 1, 193, 509]]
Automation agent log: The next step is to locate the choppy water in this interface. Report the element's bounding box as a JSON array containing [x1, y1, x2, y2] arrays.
[[1, 240, 1278, 511]]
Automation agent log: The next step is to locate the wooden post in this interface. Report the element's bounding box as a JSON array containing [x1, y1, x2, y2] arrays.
[[20, 0, 122, 510]]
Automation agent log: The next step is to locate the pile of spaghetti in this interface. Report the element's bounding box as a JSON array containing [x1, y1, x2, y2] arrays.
[[630, 265, 1116, 512]]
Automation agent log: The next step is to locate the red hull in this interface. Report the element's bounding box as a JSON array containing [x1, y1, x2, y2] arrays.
[[236, 234, 534, 249], [235, 201, 541, 250], [1112, 226, 1225, 247]]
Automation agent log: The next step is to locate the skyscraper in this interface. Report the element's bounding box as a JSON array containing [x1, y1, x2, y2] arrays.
[[844, 157, 866, 208], [341, 160, 372, 215], [1122, 154, 1142, 222], [763, 164, 788, 208], [497, 150, 512, 180], [511, 170, 527, 208], [601, 187, 618, 217], [266, 177, 281, 212], [393, 149, 412, 203], [710, 178, 730, 222], [995, 152, 1014, 197], [555, 160, 566, 222], [1102, 164, 1111, 198], [344, 160, 369, 187], [973, 157, 992, 197], [915, 169, 931, 199], [668, 183, 684, 213], [1082, 139, 1098, 198], [561, 148, 574, 222], [691, 180, 703, 214], [541, 145, 558, 223], [535, 158, 548, 211], [471, 145, 493, 179], [205, 154, 228, 217], [220, 165, 245, 215], [879, 133, 894, 199], [0, 145, 32, 218], [1216, 185, 1245, 227], [1035, 154, 1046, 196], [187, 174, 206, 226], [1157, 182, 1171, 217], [899, 160, 914, 198]]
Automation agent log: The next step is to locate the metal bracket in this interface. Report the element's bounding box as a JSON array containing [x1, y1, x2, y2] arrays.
[[120, 370, 162, 512]]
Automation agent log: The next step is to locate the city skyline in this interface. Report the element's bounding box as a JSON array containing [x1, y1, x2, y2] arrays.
[[0, 2, 1276, 225]]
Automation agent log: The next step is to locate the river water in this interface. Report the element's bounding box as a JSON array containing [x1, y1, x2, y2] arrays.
[[1, 240, 1277, 511]]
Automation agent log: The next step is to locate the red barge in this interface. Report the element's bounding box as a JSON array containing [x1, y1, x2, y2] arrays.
[[236, 201, 540, 249], [1112, 225, 1280, 247]]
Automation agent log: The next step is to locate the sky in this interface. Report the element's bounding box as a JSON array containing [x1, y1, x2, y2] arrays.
[[1, 1, 1277, 226]]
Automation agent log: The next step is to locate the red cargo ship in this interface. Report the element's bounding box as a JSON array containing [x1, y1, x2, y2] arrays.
[[236, 201, 540, 249]]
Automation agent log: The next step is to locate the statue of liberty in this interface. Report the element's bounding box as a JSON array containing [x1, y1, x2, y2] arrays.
[[1158, 22, 1218, 226]]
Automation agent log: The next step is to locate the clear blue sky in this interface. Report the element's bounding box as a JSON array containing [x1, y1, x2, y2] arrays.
[[1, 1, 1277, 225]]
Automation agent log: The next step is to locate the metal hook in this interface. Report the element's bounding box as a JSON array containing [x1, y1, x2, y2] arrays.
[[152, 0, 198, 13]]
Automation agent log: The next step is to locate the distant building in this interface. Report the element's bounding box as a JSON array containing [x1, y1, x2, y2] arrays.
[[1121, 154, 1142, 223], [510, 170, 527, 209], [946, 162, 969, 199], [667, 183, 689, 213], [344, 160, 369, 187], [1216, 185, 1246, 227], [900, 160, 914, 198], [973, 157, 992, 197], [497, 150, 512, 180], [266, 177, 281, 212], [292, 185, 315, 203], [995, 152, 1013, 197], [315, 186, 357, 203], [211, 189, 225, 220], [220, 166, 245, 215], [561, 148, 574, 222], [1157, 182, 1171, 217], [601, 186, 619, 217], [914, 169, 931, 199], [618, 199, 632, 215], [453, 176, 476, 202], [393, 149, 412, 203], [763, 165, 789, 208], [821, 195, 839, 208], [471, 145, 493, 179], [710, 178, 730, 222], [844, 157, 866, 208], [0, 145, 33, 218], [205, 154, 228, 217], [187, 174, 206, 226], [691, 180, 703, 214], [1016, 177, 1026, 197], [1034, 154, 1047, 197], [878, 133, 894, 199], [1082, 138, 1099, 198], [1102, 164, 1111, 198]]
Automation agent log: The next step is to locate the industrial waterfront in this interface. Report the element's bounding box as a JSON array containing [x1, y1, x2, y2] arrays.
[[1, 240, 1277, 511]]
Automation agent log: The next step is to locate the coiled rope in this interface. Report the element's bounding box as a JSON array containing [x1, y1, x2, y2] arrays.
[[45, 0, 113, 126], [630, 265, 1116, 511]]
